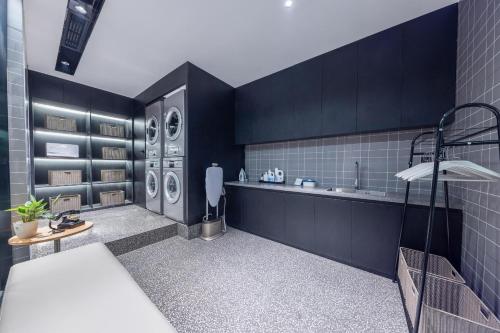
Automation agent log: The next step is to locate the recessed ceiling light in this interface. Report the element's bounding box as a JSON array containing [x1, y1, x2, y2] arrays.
[[75, 4, 87, 15], [61, 60, 70, 66], [284, 0, 293, 8]]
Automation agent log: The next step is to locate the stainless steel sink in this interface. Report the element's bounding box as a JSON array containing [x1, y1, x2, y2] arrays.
[[326, 187, 386, 197]]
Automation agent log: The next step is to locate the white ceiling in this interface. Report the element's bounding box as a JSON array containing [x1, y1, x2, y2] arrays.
[[24, 0, 457, 98]]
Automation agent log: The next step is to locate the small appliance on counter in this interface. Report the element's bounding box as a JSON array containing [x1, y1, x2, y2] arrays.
[[259, 168, 285, 184], [302, 179, 317, 188], [201, 163, 226, 241]]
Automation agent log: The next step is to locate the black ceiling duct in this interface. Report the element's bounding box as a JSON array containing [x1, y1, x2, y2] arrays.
[[55, 0, 105, 75]]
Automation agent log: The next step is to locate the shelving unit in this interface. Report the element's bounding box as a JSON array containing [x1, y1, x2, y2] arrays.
[[30, 98, 134, 212], [395, 103, 500, 333]]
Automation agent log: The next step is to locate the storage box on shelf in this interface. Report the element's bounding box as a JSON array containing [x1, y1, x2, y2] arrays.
[[100, 190, 125, 207], [398, 263, 500, 333], [50, 194, 81, 213], [100, 169, 126, 182], [399, 247, 465, 283], [45, 115, 77, 132], [99, 123, 125, 138], [48, 170, 82, 186], [102, 147, 127, 160]]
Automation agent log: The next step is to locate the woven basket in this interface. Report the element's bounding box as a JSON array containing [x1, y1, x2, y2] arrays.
[[100, 169, 126, 182], [48, 170, 82, 186], [400, 247, 465, 283], [398, 253, 500, 332], [102, 147, 127, 160], [50, 194, 81, 213], [45, 115, 77, 132], [99, 123, 125, 138], [100, 190, 125, 207]]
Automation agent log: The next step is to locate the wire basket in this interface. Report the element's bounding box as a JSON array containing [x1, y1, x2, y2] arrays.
[[400, 247, 465, 283], [399, 255, 500, 332]]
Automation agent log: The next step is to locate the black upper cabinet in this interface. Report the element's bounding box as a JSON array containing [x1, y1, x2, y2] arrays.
[[91, 89, 114, 113], [321, 44, 357, 136], [233, 5, 457, 144], [357, 26, 403, 133], [401, 5, 457, 128], [291, 57, 323, 139], [235, 84, 255, 144], [253, 69, 294, 142]]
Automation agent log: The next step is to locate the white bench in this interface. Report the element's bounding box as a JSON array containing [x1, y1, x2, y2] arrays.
[[0, 242, 176, 333]]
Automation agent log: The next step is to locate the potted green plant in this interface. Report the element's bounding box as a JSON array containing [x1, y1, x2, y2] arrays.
[[6, 195, 58, 239]]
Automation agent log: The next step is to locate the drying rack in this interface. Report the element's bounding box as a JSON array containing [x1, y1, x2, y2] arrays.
[[394, 103, 500, 333]]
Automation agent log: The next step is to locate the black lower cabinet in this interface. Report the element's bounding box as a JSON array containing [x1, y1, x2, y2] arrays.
[[225, 186, 244, 230], [244, 189, 286, 243], [314, 197, 352, 263], [225, 186, 461, 279], [351, 202, 402, 277], [285, 194, 315, 250]]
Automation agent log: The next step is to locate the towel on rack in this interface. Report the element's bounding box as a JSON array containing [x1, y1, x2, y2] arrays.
[[395, 160, 500, 182]]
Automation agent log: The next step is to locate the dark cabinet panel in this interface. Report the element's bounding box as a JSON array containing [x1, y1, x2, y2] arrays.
[[29, 72, 64, 102], [321, 44, 357, 136], [401, 5, 457, 128], [244, 189, 286, 242], [356, 26, 403, 133], [234, 84, 255, 144], [351, 201, 402, 277], [91, 89, 114, 113], [251, 69, 296, 142], [63, 82, 91, 109], [285, 194, 315, 250], [314, 197, 352, 263], [226, 186, 244, 230], [291, 57, 323, 139]]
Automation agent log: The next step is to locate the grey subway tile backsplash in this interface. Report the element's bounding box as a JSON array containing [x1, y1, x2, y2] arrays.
[[245, 128, 439, 197], [452, 0, 500, 317]]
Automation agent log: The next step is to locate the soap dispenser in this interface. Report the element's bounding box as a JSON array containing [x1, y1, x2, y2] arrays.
[[239, 168, 247, 182]]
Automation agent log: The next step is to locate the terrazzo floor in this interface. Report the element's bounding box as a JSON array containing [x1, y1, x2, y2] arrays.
[[118, 227, 408, 333], [31, 205, 175, 259]]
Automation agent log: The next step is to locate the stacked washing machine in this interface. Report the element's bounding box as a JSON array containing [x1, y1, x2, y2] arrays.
[[145, 101, 163, 214], [162, 87, 185, 222], [145, 86, 185, 222]]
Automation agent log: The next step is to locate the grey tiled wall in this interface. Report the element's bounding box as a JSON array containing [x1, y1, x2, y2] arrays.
[[245, 128, 439, 197], [451, 0, 500, 316], [7, 0, 29, 264]]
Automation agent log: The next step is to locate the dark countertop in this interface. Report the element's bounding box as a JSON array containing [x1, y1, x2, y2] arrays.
[[224, 181, 457, 209]]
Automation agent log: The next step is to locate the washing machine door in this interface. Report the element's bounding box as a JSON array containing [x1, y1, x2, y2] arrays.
[[146, 170, 159, 198], [165, 107, 182, 141], [164, 171, 181, 204], [146, 116, 159, 145]]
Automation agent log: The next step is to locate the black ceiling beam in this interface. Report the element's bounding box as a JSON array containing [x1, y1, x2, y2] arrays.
[[55, 0, 105, 75]]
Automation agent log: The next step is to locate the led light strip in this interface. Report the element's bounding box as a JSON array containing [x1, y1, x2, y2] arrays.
[[91, 135, 128, 143], [34, 157, 88, 162], [33, 102, 88, 116], [34, 129, 88, 139], [92, 113, 132, 122]]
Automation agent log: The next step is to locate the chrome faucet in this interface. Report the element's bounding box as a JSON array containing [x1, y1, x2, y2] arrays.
[[354, 161, 360, 190]]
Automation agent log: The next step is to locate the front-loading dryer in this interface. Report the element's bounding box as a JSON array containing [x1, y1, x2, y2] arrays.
[[163, 157, 184, 222], [145, 159, 162, 214], [145, 100, 162, 159], [164, 87, 185, 157]]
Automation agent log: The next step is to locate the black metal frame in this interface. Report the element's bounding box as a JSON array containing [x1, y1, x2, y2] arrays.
[[395, 103, 500, 333]]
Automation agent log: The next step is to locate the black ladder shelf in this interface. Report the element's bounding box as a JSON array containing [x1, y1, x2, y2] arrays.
[[394, 102, 500, 333]]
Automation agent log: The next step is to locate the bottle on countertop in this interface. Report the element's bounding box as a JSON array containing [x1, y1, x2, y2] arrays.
[[239, 168, 247, 182]]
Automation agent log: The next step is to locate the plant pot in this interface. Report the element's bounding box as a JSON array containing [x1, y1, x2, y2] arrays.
[[12, 220, 39, 239]]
